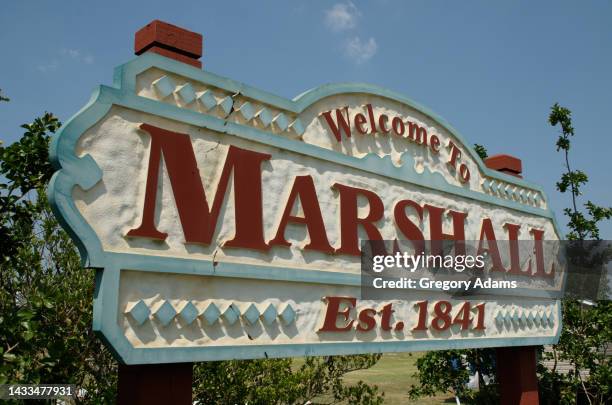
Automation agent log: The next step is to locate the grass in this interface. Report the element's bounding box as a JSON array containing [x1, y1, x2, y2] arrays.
[[293, 352, 455, 404]]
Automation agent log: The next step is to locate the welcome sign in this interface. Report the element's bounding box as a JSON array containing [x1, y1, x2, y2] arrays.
[[49, 50, 562, 364]]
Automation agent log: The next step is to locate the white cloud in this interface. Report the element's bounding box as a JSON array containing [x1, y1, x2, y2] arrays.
[[325, 2, 360, 31], [37, 60, 59, 73], [62, 48, 80, 59], [324, 3, 379, 64], [345, 36, 378, 64], [37, 48, 94, 73], [62, 48, 94, 64]]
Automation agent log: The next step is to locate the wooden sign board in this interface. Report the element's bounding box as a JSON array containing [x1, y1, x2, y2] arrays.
[[49, 53, 561, 364]]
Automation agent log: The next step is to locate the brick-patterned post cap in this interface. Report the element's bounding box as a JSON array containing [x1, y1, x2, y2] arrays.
[[135, 20, 203, 68], [484, 154, 523, 177]]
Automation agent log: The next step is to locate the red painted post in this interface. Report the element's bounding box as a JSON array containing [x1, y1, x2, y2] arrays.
[[496, 347, 539, 405], [135, 20, 203, 68], [485, 154, 523, 178], [486, 154, 540, 404], [117, 363, 193, 405]]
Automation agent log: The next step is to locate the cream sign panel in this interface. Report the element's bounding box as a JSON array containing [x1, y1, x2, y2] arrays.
[[49, 53, 561, 364]]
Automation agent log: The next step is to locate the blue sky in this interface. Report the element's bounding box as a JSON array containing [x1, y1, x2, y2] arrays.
[[1, 0, 611, 238]]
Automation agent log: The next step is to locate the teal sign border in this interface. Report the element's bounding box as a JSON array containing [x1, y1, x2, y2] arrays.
[[48, 53, 562, 364]]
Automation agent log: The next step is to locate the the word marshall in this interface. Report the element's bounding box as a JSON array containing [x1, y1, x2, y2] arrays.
[[128, 124, 553, 279]]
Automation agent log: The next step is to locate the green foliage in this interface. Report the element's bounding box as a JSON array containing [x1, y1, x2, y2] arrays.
[[556, 170, 588, 195], [539, 300, 612, 404], [0, 113, 383, 403], [0, 113, 117, 403], [563, 204, 612, 241], [473, 144, 488, 160], [408, 350, 467, 398], [0, 113, 60, 260], [0, 194, 118, 403], [539, 103, 612, 404], [548, 103, 574, 147], [193, 355, 383, 404], [548, 103, 612, 240], [407, 349, 498, 404]]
